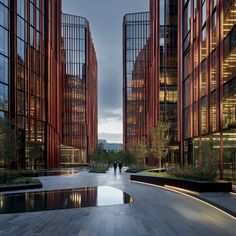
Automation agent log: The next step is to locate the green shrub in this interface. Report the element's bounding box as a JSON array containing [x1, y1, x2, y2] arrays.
[[125, 165, 150, 173], [0, 171, 19, 184], [12, 178, 36, 184], [168, 165, 217, 181], [0, 170, 37, 184], [89, 164, 109, 173]]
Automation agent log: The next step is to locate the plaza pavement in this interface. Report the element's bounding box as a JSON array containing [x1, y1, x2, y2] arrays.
[[0, 169, 236, 236]]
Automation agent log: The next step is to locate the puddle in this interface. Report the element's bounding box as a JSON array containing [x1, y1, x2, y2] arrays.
[[0, 186, 133, 214]]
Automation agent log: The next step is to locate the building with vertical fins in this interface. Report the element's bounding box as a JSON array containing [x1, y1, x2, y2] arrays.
[[123, 12, 150, 150], [178, 0, 236, 183], [0, 0, 62, 169], [149, 0, 178, 163], [61, 13, 97, 165], [123, 2, 178, 164]]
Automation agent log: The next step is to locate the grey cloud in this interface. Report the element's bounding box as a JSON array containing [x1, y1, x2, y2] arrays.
[[63, 0, 149, 135]]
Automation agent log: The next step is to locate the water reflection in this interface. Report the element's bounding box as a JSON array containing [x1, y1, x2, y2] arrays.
[[37, 168, 81, 176], [0, 186, 133, 214]]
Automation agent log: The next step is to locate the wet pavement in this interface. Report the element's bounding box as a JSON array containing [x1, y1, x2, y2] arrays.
[[0, 169, 235, 236]]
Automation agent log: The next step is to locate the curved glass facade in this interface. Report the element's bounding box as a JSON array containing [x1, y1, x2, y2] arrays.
[[123, 12, 150, 149], [0, 0, 62, 170], [61, 14, 97, 164]]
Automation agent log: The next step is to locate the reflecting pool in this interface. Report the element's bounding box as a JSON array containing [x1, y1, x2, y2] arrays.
[[0, 186, 133, 214]]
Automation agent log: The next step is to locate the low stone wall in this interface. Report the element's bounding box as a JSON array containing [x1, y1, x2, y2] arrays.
[[130, 175, 232, 192], [0, 180, 42, 192]]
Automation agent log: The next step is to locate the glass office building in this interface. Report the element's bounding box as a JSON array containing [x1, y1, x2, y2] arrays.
[[123, 12, 150, 150], [61, 14, 97, 164], [178, 0, 236, 183], [0, 0, 62, 169], [149, 0, 178, 163]]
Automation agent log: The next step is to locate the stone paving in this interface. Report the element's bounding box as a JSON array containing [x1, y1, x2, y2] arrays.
[[0, 169, 236, 236], [199, 192, 236, 216]]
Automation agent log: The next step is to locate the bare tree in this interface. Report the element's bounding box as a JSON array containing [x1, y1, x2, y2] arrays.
[[151, 122, 170, 171]]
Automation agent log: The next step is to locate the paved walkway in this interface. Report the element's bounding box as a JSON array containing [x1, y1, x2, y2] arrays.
[[0, 169, 236, 236], [198, 192, 236, 216]]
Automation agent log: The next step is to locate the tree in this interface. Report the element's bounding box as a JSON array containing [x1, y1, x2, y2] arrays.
[[91, 144, 108, 164], [151, 122, 170, 171], [135, 138, 148, 165], [122, 149, 136, 165], [0, 118, 20, 168], [28, 141, 44, 169]]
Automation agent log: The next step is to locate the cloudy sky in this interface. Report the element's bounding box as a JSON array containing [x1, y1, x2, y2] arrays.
[[62, 0, 149, 143]]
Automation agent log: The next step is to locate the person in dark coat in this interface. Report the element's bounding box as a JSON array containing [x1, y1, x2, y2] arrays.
[[113, 162, 117, 173], [118, 162, 123, 173]]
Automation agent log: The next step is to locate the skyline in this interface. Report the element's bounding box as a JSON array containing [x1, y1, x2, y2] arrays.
[[62, 0, 149, 143]]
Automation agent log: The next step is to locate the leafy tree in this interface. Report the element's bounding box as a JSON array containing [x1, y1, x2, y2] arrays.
[[91, 144, 108, 164], [28, 141, 44, 169], [122, 149, 136, 165], [0, 118, 20, 168], [151, 122, 170, 170], [135, 139, 148, 165]]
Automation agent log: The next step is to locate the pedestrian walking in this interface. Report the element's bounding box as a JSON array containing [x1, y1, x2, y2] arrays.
[[118, 162, 123, 173], [113, 162, 117, 173]]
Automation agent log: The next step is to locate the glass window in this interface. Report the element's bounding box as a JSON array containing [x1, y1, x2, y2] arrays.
[[201, 96, 206, 134], [0, 82, 8, 111], [202, 0, 206, 26], [223, 30, 236, 83], [213, 0, 216, 9], [30, 97, 35, 118], [17, 90, 25, 115], [36, 52, 40, 74], [17, 0, 25, 18], [194, 102, 198, 136], [0, 3, 8, 28], [184, 106, 192, 139], [201, 26, 206, 60], [36, 0, 40, 9], [36, 9, 40, 31], [159, 0, 164, 26], [166, 90, 177, 103], [194, 0, 197, 18], [211, 92, 216, 132], [0, 54, 8, 84], [183, 0, 191, 39], [17, 16, 25, 40], [30, 26, 34, 46], [223, 92, 236, 129], [211, 50, 216, 91], [0, 0, 8, 7], [193, 71, 197, 101], [201, 60, 206, 97], [79, 40, 85, 51], [30, 2, 34, 26], [17, 38, 25, 65], [184, 77, 192, 108], [184, 50, 191, 79], [0, 26, 8, 56], [17, 64, 24, 90], [36, 31, 40, 50], [212, 11, 216, 50]]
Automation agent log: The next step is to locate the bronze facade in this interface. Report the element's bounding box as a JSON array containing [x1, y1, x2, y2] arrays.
[[149, 0, 178, 163], [0, 0, 62, 169], [178, 0, 236, 183], [123, 12, 150, 150], [61, 13, 97, 164]]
